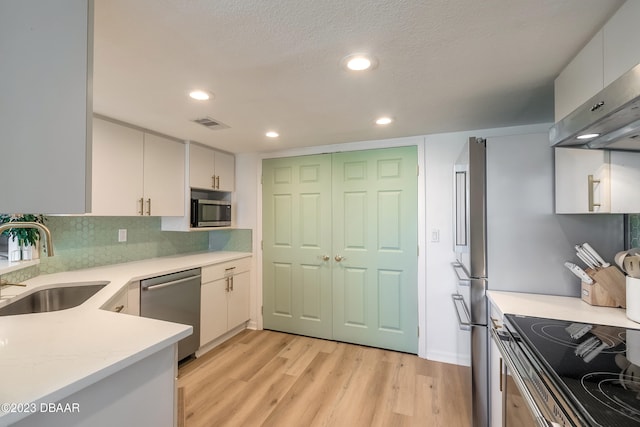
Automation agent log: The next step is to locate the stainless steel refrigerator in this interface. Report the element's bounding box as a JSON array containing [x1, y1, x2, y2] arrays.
[[452, 134, 623, 426]]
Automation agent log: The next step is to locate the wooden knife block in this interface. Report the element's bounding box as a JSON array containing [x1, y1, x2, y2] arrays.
[[581, 266, 626, 308]]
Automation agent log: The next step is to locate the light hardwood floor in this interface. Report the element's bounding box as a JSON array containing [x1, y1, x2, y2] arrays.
[[178, 330, 471, 427]]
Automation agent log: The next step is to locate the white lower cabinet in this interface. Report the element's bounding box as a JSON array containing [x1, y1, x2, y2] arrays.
[[489, 335, 504, 427], [102, 287, 128, 314], [200, 257, 251, 347], [489, 301, 505, 427], [101, 282, 140, 316]]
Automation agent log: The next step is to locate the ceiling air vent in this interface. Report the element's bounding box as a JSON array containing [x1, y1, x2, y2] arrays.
[[192, 116, 229, 130]]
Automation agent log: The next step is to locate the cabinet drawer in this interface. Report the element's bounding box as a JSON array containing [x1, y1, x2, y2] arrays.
[[202, 257, 252, 282]]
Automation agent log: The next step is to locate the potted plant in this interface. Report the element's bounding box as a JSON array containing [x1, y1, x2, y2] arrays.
[[0, 214, 47, 261]]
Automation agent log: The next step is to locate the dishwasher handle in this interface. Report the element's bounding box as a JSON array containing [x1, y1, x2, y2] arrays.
[[142, 274, 202, 291]]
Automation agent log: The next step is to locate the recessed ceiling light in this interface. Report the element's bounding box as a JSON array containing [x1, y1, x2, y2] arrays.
[[341, 53, 378, 71], [266, 131, 279, 138], [577, 133, 600, 140], [376, 117, 393, 125], [189, 90, 211, 101]]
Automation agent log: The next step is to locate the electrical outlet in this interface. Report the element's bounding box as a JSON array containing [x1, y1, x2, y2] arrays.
[[118, 229, 127, 243]]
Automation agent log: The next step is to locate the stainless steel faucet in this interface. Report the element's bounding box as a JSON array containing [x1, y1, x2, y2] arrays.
[[0, 222, 55, 257]]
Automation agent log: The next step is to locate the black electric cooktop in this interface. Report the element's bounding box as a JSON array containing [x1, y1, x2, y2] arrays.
[[505, 314, 640, 426]]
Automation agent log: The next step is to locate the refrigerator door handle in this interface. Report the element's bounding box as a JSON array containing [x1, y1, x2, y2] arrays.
[[451, 262, 471, 286], [452, 294, 472, 331]]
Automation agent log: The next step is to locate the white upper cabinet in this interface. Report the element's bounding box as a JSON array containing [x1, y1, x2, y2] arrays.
[[610, 151, 640, 213], [554, 31, 603, 122], [189, 144, 216, 190], [603, 1, 640, 87], [91, 117, 185, 216], [555, 148, 610, 214], [92, 118, 144, 215], [555, 148, 640, 214], [189, 143, 235, 192], [555, 1, 640, 122], [214, 151, 236, 192], [142, 133, 186, 216], [0, 1, 93, 214]]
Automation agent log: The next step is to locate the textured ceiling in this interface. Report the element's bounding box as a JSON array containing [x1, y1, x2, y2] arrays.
[[93, 0, 624, 153]]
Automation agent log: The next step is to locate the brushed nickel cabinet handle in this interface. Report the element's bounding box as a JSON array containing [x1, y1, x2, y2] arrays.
[[212, 175, 216, 189], [216, 175, 220, 189], [145, 198, 152, 215], [225, 277, 230, 292], [490, 317, 502, 329], [230, 275, 234, 291], [321, 255, 330, 261], [138, 198, 144, 215], [588, 174, 600, 212], [334, 255, 345, 262], [114, 305, 125, 313]]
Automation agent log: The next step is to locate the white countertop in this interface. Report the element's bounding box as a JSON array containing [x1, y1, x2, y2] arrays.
[[487, 290, 640, 329], [0, 250, 251, 426]]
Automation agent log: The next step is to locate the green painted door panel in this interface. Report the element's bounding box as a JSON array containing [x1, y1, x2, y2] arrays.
[[262, 155, 333, 339], [262, 147, 418, 353], [332, 147, 418, 353]]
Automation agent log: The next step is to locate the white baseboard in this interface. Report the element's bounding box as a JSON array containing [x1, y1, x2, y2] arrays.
[[246, 319, 258, 330], [426, 350, 471, 367]]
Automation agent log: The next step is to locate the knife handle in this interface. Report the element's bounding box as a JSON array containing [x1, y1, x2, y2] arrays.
[[577, 251, 596, 270], [583, 243, 610, 267]]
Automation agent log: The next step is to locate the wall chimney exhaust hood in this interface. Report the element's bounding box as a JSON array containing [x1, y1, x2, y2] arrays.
[[550, 62, 640, 151]]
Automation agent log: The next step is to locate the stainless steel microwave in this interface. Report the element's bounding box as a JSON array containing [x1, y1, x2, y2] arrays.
[[191, 199, 231, 227]]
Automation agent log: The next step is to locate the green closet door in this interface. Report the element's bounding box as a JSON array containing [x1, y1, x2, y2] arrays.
[[262, 154, 333, 339], [331, 147, 418, 353]]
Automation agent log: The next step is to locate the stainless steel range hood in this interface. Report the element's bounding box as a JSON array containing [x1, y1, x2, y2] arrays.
[[550, 62, 640, 151]]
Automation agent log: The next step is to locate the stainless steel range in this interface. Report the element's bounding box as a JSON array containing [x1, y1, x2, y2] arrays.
[[493, 314, 640, 426]]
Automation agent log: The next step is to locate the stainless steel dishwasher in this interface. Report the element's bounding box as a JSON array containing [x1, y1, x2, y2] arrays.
[[140, 268, 201, 361]]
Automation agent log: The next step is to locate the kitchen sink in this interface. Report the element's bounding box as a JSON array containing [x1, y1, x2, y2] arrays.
[[0, 282, 108, 316]]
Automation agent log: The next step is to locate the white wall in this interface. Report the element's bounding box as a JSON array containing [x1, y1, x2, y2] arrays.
[[236, 122, 551, 364], [235, 152, 261, 330], [423, 123, 550, 365]]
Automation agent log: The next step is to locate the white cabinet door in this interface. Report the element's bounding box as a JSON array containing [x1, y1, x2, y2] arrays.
[[143, 134, 185, 216], [0, 1, 92, 214], [199, 258, 251, 348], [93, 118, 185, 216], [555, 148, 610, 214], [603, 1, 640, 87], [200, 277, 228, 346], [610, 151, 640, 213], [127, 281, 140, 316], [214, 150, 236, 192], [554, 30, 604, 122], [102, 287, 129, 315], [489, 337, 503, 427], [189, 143, 235, 191], [92, 118, 144, 215], [227, 270, 250, 330], [189, 143, 216, 190]]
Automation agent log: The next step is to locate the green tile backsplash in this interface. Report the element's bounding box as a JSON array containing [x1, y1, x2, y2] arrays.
[[1, 216, 251, 283], [630, 214, 640, 247]]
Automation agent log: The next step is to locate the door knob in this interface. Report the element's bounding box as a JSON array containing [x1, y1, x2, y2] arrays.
[[321, 255, 330, 261], [334, 255, 345, 262]]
